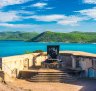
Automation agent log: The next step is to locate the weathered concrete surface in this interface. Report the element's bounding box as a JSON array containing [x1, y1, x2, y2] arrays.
[[10, 79, 82, 91], [4, 78, 96, 91], [0, 82, 25, 91], [1, 53, 47, 81]]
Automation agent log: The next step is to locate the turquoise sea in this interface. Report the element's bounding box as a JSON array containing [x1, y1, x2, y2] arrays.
[[0, 40, 96, 57]]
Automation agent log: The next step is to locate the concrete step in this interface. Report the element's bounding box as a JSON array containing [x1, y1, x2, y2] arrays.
[[35, 74, 69, 76], [19, 69, 77, 83], [27, 79, 61, 82], [30, 78, 75, 81], [31, 75, 71, 77], [30, 75, 74, 79], [30, 73, 76, 83], [38, 73, 68, 75], [28, 79, 76, 82]]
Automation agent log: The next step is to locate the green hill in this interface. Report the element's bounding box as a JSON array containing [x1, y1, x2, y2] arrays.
[[1, 31, 96, 43], [0, 31, 38, 41], [29, 31, 96, 43]]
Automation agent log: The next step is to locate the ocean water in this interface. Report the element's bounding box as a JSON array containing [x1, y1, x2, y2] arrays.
[[0, 40, 96, 57]]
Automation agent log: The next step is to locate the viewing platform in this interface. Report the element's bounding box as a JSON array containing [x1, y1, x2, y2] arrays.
[[19, 69, 77, 83]]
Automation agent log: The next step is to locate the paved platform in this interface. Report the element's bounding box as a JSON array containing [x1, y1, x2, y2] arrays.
[[20, 69, 62, 73]]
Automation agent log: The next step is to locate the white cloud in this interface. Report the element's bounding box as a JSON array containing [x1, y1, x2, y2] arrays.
[[32, 2, 47, 8], [0, 23, 14, 27], [0, 10, 87, 26], [45, 7, 54, 10], [27, 14, 88, 26], [0, 23, 36, 28], [0, 0, 29, 8], [58, 16, 87, 26], [15, 10, 34, 15], [0, 11, 21, 22], [0, 10, 34, 23], [78, 7, 96, 20], [83, 0, 96, 4], [29, 15, 65, 22]]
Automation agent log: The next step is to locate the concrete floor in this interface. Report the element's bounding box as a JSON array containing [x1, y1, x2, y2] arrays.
[[7, 78, 96, 91], [73, 79, 96, 91]]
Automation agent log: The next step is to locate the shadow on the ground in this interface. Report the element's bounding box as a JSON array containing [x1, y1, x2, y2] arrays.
[[68, 78, 96, 91]]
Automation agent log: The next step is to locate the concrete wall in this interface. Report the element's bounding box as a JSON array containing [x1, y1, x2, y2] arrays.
[[35, 55, 47, 66], [1, 52, 95, 79], [59, 54, 72, 68], [92, 58, 96, 69], [79, 58, 92, 70], [0, 71, 4, 82], [59, 54, 94, 77], [0, 58, 2, 69], [1, 53, 47, 78]]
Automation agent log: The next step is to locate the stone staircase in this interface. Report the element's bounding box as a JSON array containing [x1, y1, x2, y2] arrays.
[[20, 69, 77, 83]]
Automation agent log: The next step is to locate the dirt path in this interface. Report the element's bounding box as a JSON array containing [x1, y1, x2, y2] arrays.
[[1, 78, 96, 91], [0, 82, 25, 91], [11, 79, 82, 91]]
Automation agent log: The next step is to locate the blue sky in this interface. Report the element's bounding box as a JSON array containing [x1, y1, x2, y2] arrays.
[[0, 0, 96, 32]]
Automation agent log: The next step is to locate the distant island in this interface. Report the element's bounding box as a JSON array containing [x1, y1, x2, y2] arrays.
[[1, 31, 96, 43], [29, 31, 96, 43], [0, 31, 38, 41]]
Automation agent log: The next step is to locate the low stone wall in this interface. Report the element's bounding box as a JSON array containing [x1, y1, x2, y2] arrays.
[[1, 53, 47, 79], [18, 71, 38, 79], [0, 71, 4, 82], [1, 51, 95, 80]]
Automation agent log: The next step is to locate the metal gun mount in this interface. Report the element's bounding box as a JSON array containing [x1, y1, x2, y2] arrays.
[[47, 45, 60, 63]]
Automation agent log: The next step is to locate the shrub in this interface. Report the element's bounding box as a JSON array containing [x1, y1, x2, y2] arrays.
[[25, 50, 44, 54], [32, 50, 44, 53]]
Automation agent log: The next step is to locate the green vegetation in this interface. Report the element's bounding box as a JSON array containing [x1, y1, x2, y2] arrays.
[[0, 31, 38, 41], [1, 31, 96, 43], [32, 50, 44, 53], [29, 31, 96, 43], [25, 50, 44, 54]]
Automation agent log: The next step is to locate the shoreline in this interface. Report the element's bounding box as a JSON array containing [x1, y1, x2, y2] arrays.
[[1, 50, 96, 58], [0, 40, 96, 44]]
